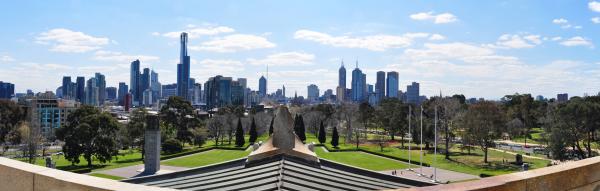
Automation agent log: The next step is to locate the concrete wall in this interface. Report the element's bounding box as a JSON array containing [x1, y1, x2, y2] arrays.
[[0, 157, 175, 191], [404, 156, 600, 191]]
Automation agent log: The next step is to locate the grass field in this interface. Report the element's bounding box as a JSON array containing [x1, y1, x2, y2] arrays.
[[315, 147, 408, 171], [88, 173, 125, 180], [161, 149, 251, 168]]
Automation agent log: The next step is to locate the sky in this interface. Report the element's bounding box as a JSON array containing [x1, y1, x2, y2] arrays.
[[1, 0, 600, 99]]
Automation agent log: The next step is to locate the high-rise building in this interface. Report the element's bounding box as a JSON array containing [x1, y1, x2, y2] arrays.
[[259, 75, 267, 97], [177, 32, 191, 101], [26, 97, 79, 138], [76, 76, 85, 102], [339, 61, 346, 89], [85, 77, 99, 106], [150, 70, 161, 103], [376, 71, 385, 101], [386, 71, 399, 98], [95, 73, 106, 105], [162, 83, 177, 99], [351, 62, 366, 102], [143, 89, 153, 106], [118, 82, 128, 106], [106, 87, 117, 100], [557, 93, 569, 103], [368, 84, 374, 94], [336, 86, 345, 102], [204, 76, 246, 109], [62, 76, 72, 99], [141, 68, 150, 94], [307, 84, 320, 101], [0, 81, 14, 99], [130, 59, 141, 105], [406, 82, 420, 105]]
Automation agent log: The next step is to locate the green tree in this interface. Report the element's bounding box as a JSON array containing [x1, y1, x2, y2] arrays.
[[294, 114, 306, 142], [56, 105, 120, 167], [160, 96, 198, 146], [461, 101, 504, 163], [268, 116, 274, 135], [0, 100, 26, 155], [235, 118, 245, 147], [126, 108, 148, 152], [357, 102, 374, 149], [318, 121, 326, 144], [331, 126, 339, 148], [249, 117, 258, 143]]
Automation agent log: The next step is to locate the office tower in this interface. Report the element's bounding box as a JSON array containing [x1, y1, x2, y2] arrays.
[[237, 78, 247, 106], [336, 86, 345, 102], [339, 61, 346, 89], [231, 81, 244, 106], [143, 89, 153, 106], [76, 76, 85, 102], [141, 68, 150, 93], [95, 73, 106, 105], [307, 84, 320, 102], [204, 76, 246, 109], [125, 93, 131, 111], [376, 71, 385, 101], [386, 71, 399, 98], [406, 82, 420, 105], [85, 77, 99, 106], [106, 87, 117, 100], [162, 83, 177, 99], [56, 87, 63, 98], [118, 82, 128, 106], [177, 32, 191, 101], [150, 70, 161, 103], [259, 75, 267, 97], [0, 81, 15, 99], [62, 76, 71, 99], [368, 84, 374, 94], [362, 73, 367, 101], [351, 61, 366, 102], [557, 93, 568, 103], [130, 59, 141, 105], [282, 85, 286, 98]]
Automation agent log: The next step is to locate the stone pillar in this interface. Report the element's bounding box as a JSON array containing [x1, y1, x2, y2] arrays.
[[143, 115, 160, 175]]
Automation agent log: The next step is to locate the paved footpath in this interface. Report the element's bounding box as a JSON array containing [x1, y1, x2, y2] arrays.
[[381, 167, 480, 183], [92, 164, 190, 178]]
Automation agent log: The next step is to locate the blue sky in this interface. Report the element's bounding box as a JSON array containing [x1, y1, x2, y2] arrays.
[[1, 0, 599, 99]]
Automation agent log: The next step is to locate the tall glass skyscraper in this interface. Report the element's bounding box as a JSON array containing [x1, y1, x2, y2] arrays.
[[259, 75, 267, 97], [376, 71, 385, 101], [338, 61, 346, 89], [406, 82, 420, 105], [130, 59, 141, 105], [177, 32, 191, 101], [95, 73, 106, 105], [76, 76, 85, 102], [62, 76, 71, 99], [386, 71, 399, 98], [351, 61, 365, 102], [118, 82, 128, 106]]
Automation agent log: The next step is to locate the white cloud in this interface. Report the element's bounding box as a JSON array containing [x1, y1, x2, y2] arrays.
[[191, 34, 276, 52], [560, 36, 593, 47], [552, 18, 568, 24], [592, 17, 600, 24], [36, 28, 110, 53], [293, 30, 431, 51], [92, 50, 160, 62], [429, 34, 446, 40], [161, 25, 235, 39], [409, 12, 458, 24], [489, 34, 542, 49], [589, 1, 600, 12], [551, 36, 562, 41], [0, 55, 15, 62], [190, 59, 246, 78], [247, 52, 315, 66]]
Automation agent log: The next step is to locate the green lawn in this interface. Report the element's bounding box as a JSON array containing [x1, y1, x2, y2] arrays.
[[161, 149, 251, 168], [88, 173, 125, 180], [512, 128, 545, 145], [315, 147, 408, 171]]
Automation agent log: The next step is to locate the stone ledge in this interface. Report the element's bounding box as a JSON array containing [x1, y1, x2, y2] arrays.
[[400, 156, 600, 191], [0, 157, 175, 191]]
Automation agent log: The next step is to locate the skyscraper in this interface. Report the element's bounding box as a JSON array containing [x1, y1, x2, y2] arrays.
[[118, 82, 128, 106], [259, 75, 267, 97], [351, 61, 365, 102], [338, 61, 346, 89], [0, 81, 14, 99], [85, 77, 98, 106], [106, 87, 117, 100], [62, 76, 71, 99], [386, 71, 399, 98], [76, 76, 85, 102], [177, 32, 191, 101], [204, 75, 246, 109], [95, 73, 106, 105], [406, 82, 420, 105], [307, 84, 320, 102], [150, 70, 161, 103], [130, 59, 141, 105], [375, 71, 385, 101], [141, 68, 150, 94]]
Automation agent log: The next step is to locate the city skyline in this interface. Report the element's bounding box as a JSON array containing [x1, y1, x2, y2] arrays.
[[1, 1, 600, 99]]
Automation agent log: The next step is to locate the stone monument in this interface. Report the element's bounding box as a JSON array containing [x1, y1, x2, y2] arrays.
[[143, 114, 160, 175]]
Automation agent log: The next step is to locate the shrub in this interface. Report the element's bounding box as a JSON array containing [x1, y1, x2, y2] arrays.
[[162, 139, 183, 154]]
